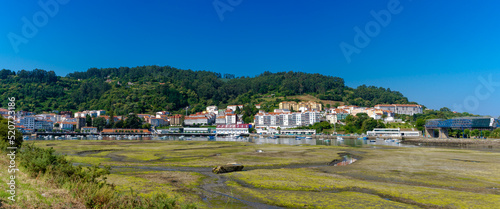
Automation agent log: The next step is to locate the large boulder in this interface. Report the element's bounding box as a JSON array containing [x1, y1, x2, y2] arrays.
[[212, 163, 244, 174]]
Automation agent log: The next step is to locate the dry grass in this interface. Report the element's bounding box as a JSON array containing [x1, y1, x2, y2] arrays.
[[0, 154, 86, 208]]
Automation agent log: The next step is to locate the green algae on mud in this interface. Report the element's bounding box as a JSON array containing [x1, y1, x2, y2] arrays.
[[31, 140, 500, 208]]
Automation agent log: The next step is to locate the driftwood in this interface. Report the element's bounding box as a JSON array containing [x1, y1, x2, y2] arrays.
[[212, 163, 244, 174]]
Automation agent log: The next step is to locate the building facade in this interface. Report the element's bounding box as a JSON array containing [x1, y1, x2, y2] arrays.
[[374, 104, 423, 116]]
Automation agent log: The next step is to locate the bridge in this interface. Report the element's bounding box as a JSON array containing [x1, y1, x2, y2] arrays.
[[425, 117, 500, 138]]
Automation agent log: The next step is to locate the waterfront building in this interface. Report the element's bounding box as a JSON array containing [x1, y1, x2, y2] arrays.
[[101, 129, 151, 134], [367, 128, 420, 137], [216, 124, 250, 135], [184, 127, 212, 133], [81, 127, 98, 133], [280, 129, 316, 135]]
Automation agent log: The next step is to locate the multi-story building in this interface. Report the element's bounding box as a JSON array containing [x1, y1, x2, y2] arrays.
[[34, 119, 53, 131], [150, 117, 169, 127], [184, 112, 216, 126], [374, 104, 423, 116], [169, 114, 184, 126], [20, 116, 35, 130], [254, 111, 321, 129], [225, 114, 237, 124], [216, 116, 226, 125], [59, 122, 76, 131], [279, 101, 323, 111]]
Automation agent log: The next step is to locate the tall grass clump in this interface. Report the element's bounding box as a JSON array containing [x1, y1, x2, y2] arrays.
[[17, 143, 197, 208]]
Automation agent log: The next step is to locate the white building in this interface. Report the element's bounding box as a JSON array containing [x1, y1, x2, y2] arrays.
[[225, 114, 237, 124], [374, 104, 423, 116], [206, 106, 218, 113], [367, 128, 420, 137], [184, 127, 211, 133], [254, 111, 321, 129], [227, 105, 244, 112], [216, 124, 250, 135], [281, 129, 316, 135]]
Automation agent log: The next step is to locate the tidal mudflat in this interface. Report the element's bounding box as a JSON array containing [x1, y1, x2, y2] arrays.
[[31, 140, 500, 208]]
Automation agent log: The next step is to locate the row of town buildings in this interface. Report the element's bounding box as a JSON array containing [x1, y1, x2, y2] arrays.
[[253, 103, 423, 132], [3, 102, 422, 134]]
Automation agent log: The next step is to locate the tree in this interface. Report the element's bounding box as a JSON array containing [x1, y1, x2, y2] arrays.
[[93, 117, 107, 131], [0, 116, 23, 150], [483, 130, 491, 138], [86, 114, 92, 127], [471, 129, 480, 137], [440, 107, 451, 112], [416, 119, 426, 131], [464, 129, 471, 138], [107, 111, 115, 128], [142, 123, 151, 130], [114, 120, 124, 128], [54, 123, 60, 128], [125, 113, 143, 129]]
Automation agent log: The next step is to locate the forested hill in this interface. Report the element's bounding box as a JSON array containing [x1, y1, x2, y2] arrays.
[[0, 66, 415, 115]]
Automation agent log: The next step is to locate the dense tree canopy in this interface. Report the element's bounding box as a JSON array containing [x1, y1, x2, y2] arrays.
[[0, 67, 415, 115]]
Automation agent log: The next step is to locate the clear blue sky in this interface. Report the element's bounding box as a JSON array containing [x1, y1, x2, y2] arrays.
[[1, 0, 499, 117]]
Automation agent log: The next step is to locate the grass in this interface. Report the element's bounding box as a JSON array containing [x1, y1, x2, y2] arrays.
[[10, 139, 500, 208]]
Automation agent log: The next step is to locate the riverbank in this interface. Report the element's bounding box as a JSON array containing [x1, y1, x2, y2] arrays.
[[17, 140, 500, 208]]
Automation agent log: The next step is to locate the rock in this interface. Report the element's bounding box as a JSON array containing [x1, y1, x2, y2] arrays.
[[212, 163, 244, 174]]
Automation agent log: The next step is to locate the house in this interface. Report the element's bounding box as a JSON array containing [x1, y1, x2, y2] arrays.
[[206, 106, 218, 113], [216, 124, 250, 135], [0, 108, 9, 115], [81, 127, 98, 133], [227, 105, 244, 112], [156, 111, 170, 116], [255, 104, 262, 109]]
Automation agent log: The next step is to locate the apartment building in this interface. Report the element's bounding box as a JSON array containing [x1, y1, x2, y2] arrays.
[[374, 104, 423, 116], [254, 111, 321, 129]]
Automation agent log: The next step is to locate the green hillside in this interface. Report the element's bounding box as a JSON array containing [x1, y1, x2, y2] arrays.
[[0, 66, 415, 115]]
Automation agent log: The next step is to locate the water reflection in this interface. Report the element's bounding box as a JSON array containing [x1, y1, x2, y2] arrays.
[[26, 135, 415, 148]]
